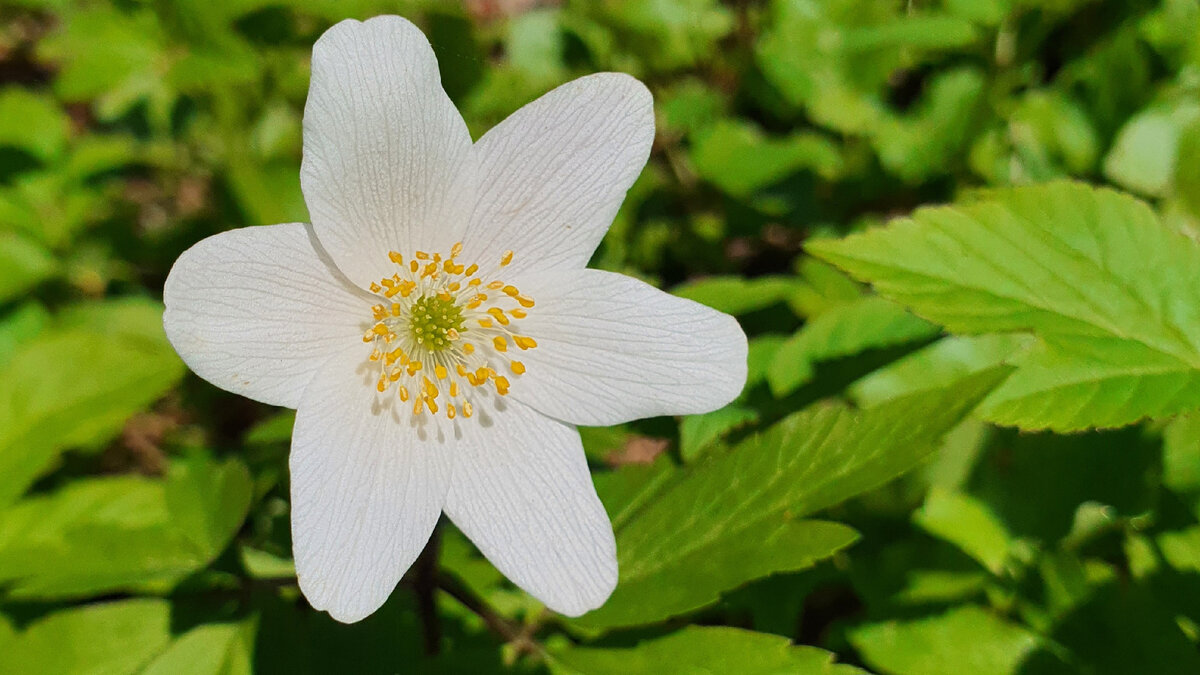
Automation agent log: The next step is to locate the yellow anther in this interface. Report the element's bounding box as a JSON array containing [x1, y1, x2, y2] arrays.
[[369, 349, 382, 361], [376, 376, 387, 392], [408, 361, 422, 375], [466, 298, 483, 310], [447, 404, 456, 419], [415, 251, 429, 260], [391, 303, 402, 316], [487, 307, 510, 326], [510, 360, 526, 375], [399, 386, 410, 402], [447, 281, 461, 292], [500, 250, 513, 266], [495, 375, 510, 395], [464, 343, 475, 354], [389, 251, 404, 264], [423, 262, 439, 278], [468, 278, 482, 287], [516, 295, 535, 308], [433, 253, 442, 263], [410, 260, 419, 273], [487, 280, 504, 290], [476, 367, 490, 382], [451, 242, 463, 258], [389, 369, 403, 381], [449, 381, 459, 397], [369, 282, 382, 293], [462, 401, 473, 418], [446, 328, 460, 340], [493, 336, 508, 352], [435, 364, 448, 380], [413, 397, 424, 415], [372, 303, 385, 314], [513, 335, 538, 350], [437, 291, 452, 302], [510, 309, 527, 319], [477, 318, 494, 328], [372, 323, 389, 336], [362, 331, 375, 343], [465, 263, 478, 276], [381, 278, 395, 289], [466, 372, 479, 386], [502, 285, 519, 297], [426, 397, 439, 414]]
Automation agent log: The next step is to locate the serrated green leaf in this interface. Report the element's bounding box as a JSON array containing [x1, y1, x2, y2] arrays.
[[552, 626, 869, 674], [577, 368, 1008, 628], [769, 296, 939, 396], [914, 488, 1013, 575], [809, 181, 1200, 431], [0, 299, 184, 506], [850, 606, 1052, 675], [850, 334, 1029, 406], [0, 599, 173, 675]]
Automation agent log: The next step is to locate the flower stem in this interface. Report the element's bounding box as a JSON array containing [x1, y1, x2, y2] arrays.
[[413, 524, 442, 656]]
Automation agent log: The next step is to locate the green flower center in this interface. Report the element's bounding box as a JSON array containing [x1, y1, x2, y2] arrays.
[[409, 293, 465, 351]]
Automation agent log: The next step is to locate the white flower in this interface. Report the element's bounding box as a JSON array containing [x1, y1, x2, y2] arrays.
[[162, 15, 747, 623]]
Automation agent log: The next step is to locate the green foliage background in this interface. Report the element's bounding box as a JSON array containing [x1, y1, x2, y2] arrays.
[[2, 0, 1200, 672]]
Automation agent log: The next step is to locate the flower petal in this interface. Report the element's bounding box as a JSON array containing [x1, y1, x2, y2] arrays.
[[459, 73, 654, 280], [301, 16, 472, 288], [509, 270, 748, 426], [291, 347, 453, 623], [444, 398, 616, 617], [163, 223, 367, 409]]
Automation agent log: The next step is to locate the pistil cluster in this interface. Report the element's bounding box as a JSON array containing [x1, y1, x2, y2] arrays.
[[361, 242, 538, 420]]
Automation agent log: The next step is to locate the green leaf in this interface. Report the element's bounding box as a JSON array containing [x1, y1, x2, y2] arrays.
[[1163, 412, 1200, 495], [0, 455, 250, 599], [577, 368, 1008, 628], [850, 606, 1052, 675], [0, 88, 70, 161], [0, 599, 173, 675], [914, 488, 1013, 575], [1104, 102, 1200, 197], [809, 181, 1200, 431], [690, 120, 842, 197], [166, 452, 253, 560], [552, 626, 868, 674], [0, 298, 184, 506], [672, 275, 801, 315], [850, 334, 1029, 407], [0, 231, 57, 303], [678, 404, 758, 461], [769, 296, 939, 396], [142, 622, 255, 675]]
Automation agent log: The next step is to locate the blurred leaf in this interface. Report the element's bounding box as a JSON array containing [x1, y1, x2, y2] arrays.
[[0, 299, 184, 506], [1104, 102, 1200, 197], [0, 88, 70, 162], [0, 231, 57, 302], [914, 488, 1013, 575], [672, 275, 800, 315], [768, 296, 939, 397], [810, 181, 1200, 431], [850, 606, 1054, 675], [143, 622, 255, 675], [0, 599, 173, 674], [0, 303, 50, 369], [678, 404, 758, 461], [690, 120, 842, 197], [1163, 412, 1200, 495], [552, 626, 868, 674], [577, 368, 1008, 628], [240, 545, 296, 580]]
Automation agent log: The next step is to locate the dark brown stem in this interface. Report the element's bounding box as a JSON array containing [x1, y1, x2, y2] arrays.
[[413, 526, 443, 656], [435, 570, 542, 656]]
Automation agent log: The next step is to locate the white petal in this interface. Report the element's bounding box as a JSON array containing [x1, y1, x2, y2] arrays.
[[509, 270, 748, 426], [301, 16, 472, 288], [163, 223, 367, 409], [290, 347, 453, 623], [444, 398, 616, 617], [459, 73, 654, 280]]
